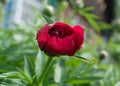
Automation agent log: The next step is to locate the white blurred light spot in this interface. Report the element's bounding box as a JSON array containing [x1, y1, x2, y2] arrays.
[[54, 62, 62, 83], [13, 34, 23, 42]]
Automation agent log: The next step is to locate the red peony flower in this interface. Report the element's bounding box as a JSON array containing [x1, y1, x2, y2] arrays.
[[37, 22, 84, 56]]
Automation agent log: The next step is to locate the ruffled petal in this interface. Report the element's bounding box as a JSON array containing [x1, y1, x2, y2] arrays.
[[53, 22, 74, 37], [44, 37, 75, 56], [73, 25, 84, 51], [37, 22, 84, 56], [37, 24, 51, 50], [54, 22, 72, 28]]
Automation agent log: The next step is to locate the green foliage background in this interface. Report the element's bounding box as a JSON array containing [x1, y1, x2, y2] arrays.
[[0, 0, 120, 86]]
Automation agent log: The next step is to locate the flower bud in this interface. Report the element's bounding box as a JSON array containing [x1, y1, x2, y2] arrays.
[[42, 5, 54, 17], [99, 50, 108, 60]]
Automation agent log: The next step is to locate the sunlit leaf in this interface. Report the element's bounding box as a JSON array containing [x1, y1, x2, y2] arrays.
[[54, 61, 62, 83], [35, 50, 45, 80], [54, 58, 66, 83]]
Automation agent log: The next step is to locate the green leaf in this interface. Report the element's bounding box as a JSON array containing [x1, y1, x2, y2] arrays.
[[24, 57, 35, 80], [35, 14, 47, 28], [42, 15, 54, 23], [0, 64, 16, 73], [87, 18, 100, 31], [69, 63, 87, 77], [54, 59, 61, 83], [99, 22, 112, 30], [83, 6, 94, 12], [65, 76, 103, 84], [86, 69, 106, 75], [69, 0, 79, 11], [46, 83, 58, 86], [0, 78, 26, 86], [43, 58, 55, 83], [35, 50, 45, 80], [74, 54, 98, 64], [78, 10, 100, 31], [17, 67, 32, 83], [38, 57, 54, 84], [79, 10, 98, 19], [0, 72, 24, 79]]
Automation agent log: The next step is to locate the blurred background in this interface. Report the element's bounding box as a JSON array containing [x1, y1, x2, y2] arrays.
[[0, 0, 120, 86]]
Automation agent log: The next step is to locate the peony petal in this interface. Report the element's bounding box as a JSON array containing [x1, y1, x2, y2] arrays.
[[37, 24, 51, 50], [43, 37, 62, 55], [53, 22, 74, 37], [54, 22, 72, 27], [54, 22, 73, 31], [73, 25, 84, 51], [36, 22, 84, 56], [60, 37, 75, 56], [44, 37, 75, 56]]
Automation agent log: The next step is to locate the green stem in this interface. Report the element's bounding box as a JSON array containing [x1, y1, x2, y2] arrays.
[[38, 57, 54, 85]]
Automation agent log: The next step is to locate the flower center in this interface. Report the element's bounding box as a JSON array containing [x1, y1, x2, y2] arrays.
[[48, 27, 63, 38], [48, 25, 74, 38]]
